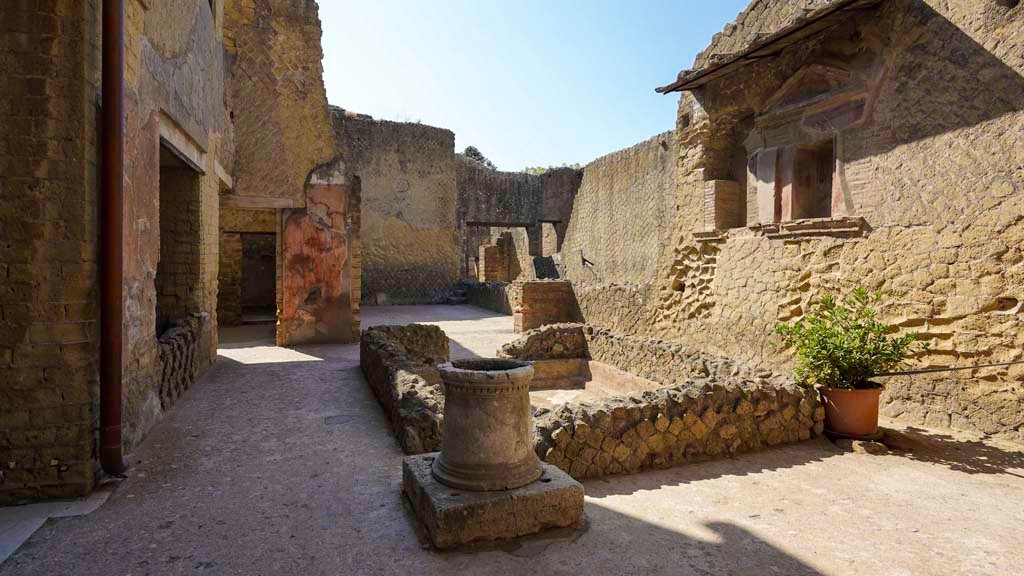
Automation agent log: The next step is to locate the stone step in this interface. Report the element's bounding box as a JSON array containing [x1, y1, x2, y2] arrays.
[[446, 296, 468, 305]]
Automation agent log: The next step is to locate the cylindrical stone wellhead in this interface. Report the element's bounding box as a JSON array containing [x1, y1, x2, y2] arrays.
[[432, 358, 542, 491]]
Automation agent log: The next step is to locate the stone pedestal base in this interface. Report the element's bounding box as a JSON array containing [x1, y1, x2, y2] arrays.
[[402, 453, 584, 549]]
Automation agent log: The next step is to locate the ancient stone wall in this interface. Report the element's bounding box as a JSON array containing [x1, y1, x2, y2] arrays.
[[692, 0, 837, 71], [456, 156, 581, 279], [121, 0, 230, 453], [279, 165, 358, 345], [333, 111, 458, 305], [360, 325, 449, 454], [225, 2, 362, 345], [570, 0, 1024, 442], [1, 0, 232, 502], [501, 324, 794, 389], [364, 323, 821, 479], [0, 0, 100, 503], [559, 132, 677, 286], [506, 323, 824, 479], [514, 281, 580, 332], [532, 378, 822, 479], [157, 317, 202, 411], [465, 282, 517, 316], [223, 0, 335, 207]]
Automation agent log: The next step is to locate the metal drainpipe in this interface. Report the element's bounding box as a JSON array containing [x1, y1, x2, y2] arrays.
[[100, 0, 127, 476]]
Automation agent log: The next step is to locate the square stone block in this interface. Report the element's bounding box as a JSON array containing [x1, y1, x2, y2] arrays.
[[402, 453, 584, 549]]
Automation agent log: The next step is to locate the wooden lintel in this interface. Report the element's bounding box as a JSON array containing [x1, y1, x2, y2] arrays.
[[220, 195, 303, 209]]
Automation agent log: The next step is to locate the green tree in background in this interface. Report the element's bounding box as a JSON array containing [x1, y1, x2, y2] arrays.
[[463, 146, 497, 170], [521, 163, 582, 175]]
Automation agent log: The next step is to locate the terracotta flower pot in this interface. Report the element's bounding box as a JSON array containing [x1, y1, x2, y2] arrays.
[[820, 385, 883, 438]]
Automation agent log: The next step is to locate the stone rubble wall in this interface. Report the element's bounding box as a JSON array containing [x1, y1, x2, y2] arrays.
[[500, 323, 823, 479], [499, 323, 589, 360], [360, 325, 449, 454], [500, 323, 792, 388]]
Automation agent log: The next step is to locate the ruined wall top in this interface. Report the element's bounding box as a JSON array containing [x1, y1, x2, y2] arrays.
[[223, 0, 336, 205], [455, 156, 581, 227], [330, 108, 460, 305], [692, 0, 838, 70]]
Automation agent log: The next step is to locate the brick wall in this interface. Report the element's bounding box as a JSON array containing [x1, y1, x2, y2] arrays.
[[0, 0, 100, 504], [514, 281, 580, 333], [2, 0, 234, 502], [156, 166, 203, 330], [479, 244, 508, 283]]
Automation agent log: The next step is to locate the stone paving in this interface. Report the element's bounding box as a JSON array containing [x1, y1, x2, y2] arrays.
[[1, 305, 1022, 576]]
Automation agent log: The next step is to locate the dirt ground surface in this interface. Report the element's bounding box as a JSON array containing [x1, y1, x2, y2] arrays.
[[2, 305, 1022, 576]]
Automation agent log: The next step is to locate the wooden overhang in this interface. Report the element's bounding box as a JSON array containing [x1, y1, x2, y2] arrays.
[[656, 0, 885, 94]]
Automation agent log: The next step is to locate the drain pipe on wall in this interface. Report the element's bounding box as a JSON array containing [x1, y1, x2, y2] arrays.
[[100, 0, 127, 476]]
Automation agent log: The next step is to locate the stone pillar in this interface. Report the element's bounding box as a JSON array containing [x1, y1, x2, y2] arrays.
[[526, 224, 543, 257], [432, 359, 541, 491]]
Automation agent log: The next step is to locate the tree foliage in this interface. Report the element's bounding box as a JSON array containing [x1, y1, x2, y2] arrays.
[[775, 288, 925, 389], [463, 146, 496, 170], [521, 163, 582, 175]]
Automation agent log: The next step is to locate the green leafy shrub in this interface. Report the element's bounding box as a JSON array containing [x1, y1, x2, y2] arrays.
[[775, 288, 924, 389]]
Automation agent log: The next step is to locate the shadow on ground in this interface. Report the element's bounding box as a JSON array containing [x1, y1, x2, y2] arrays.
[[581, 439, 840, 498], [444, 507, 827, 575], [883, 427, 1024, 477]]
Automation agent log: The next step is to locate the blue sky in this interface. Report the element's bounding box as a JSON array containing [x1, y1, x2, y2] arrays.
[[320, 1, 749, 171]]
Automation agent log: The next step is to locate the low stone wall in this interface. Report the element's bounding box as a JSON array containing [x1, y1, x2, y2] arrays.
[[360, 325, 449, 454], [532, 379, 822, 479], [465, 281, 517, 315], [361, 322, 823, 480], [501, 323, 824, 479], [157, 317, 203, 410]]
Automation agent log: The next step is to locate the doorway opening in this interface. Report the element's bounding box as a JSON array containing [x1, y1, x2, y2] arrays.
[[240, 232, 276, 323], [156, 142, 202, 336]]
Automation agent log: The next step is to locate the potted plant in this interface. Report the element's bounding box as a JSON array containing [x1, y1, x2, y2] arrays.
[[775, 288, 924, 438]]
